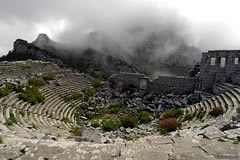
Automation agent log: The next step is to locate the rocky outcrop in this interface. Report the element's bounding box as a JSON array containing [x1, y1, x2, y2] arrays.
[[0, 39, 64, 67]]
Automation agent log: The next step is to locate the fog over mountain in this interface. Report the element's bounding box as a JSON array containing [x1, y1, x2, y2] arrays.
[[0, 0, 240, 76]]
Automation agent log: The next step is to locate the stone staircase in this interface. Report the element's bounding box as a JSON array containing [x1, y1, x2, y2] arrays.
[[0, 75, 91, 136], [181, 82, 240, 126]]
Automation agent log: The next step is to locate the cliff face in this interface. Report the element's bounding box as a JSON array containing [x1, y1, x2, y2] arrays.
[[0, 39, 64, 67], [0, 36, 138, 77]]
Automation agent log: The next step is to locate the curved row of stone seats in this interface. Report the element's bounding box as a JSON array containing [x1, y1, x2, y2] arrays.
[[0, 89, 75, 135], [181, 84, 240, 125]]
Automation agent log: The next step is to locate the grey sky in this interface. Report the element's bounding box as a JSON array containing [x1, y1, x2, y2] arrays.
[[0, 0, 240, 56]]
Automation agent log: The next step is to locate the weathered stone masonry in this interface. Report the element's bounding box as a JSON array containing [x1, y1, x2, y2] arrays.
[[109, 50, 240, 94], [109, 73, 197, 94], [200, 50, 240, 91]]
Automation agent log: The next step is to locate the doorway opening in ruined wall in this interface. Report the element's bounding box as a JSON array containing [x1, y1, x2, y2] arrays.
[[140, 79, 147, 89], [234, 58, 239, 64], [220, 57, 226, 67]]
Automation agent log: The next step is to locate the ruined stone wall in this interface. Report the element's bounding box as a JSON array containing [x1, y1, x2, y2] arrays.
[[109, 73, 196, 94], [148, 76, 197, 94], [200, 50, 240, 91], [109, 73, 149, 88]]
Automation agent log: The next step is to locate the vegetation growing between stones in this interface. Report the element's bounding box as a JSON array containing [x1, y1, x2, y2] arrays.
[[0, 82, 14, 98], [183, 114, 193, 121], [158, 118, 179, 135], [5, 113, 18, 127], [102, 119, 120, 131], [91, 78, 103, 88], [43, 73, 55, 81], [209, 107, 224, 117], [64, 92, 83, 102], [0, 136, 3, 144], [70, 127, 83, 136], [18, 85, 45, 105], [162, 109, 183, 119], [121, 115, 137, 128], [138, 111, 152, 124], [28, 77, 46, 87]]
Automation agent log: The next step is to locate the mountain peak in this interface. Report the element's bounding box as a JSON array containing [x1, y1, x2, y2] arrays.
[[32, 33, 56, 49]]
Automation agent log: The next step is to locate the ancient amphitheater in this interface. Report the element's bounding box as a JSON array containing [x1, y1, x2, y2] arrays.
[[0, 51, 240, 160]]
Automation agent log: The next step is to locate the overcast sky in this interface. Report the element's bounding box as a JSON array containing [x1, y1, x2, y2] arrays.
[[0, 0, 240, 56]]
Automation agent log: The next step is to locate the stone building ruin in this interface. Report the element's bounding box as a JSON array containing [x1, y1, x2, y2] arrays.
[[109, 50, 240, 94]]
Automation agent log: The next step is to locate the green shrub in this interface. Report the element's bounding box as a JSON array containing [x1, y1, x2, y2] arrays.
[[201, 124, 210, 130], [28, 77, 46, 87], [32, 123, 37, 129], [225, 104, 229, 111], [91, 78, 103, 88], [233, 141, 239, 144], [9, 113, 18, 124], [162, 109, 183, 119], [121, 115, 136, 128], [18, 85, 45, 105], [19, 110, 25, 117], [0, 136, 3, 144], [43, 73, 55, 81], [86, 112, 94, 120], [102, 119, 120, 131], [138, 111, 152, 124], [4, 82, 14, 90], [70, 127, 82, 136], [0, 88, 10, 98], [0, 82, 14, 98], [85, 88, 96, 97], [109, 107, 120, 114], [64, 92, 83, 102], [197, 109, 205, 120], [183, 114, 193, 121], [14, 85, 24, 93], [158, 118, 179, 134], [109, 102, 123, 108], [62, 117, 70, 123], [209, 107, 224, 117], [5, 119, 14, 126], [91, 120, 101, 128]]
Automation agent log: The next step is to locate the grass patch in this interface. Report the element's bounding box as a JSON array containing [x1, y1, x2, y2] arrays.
[[109, 102, 123, 108], [0, 136, 3, 144], [19, 110, 25, 117], [43, 73, 55, 81], [108, 107, 120, 114], [124, 136, 139, 141], [197, 109, 205, 120], [32, 123, 37, 129], [91, 78, 103, 88], [70, 127, 82, 136], [233, 141, 239, 144], [183, 114, 193, 122], [91, 120, 101, 128], [201, 124, 210, 130], [5, 113, 18, 127], [162, 109, 183, 119], [85, 88, 96, 97], [64, 92, 83, 102]]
